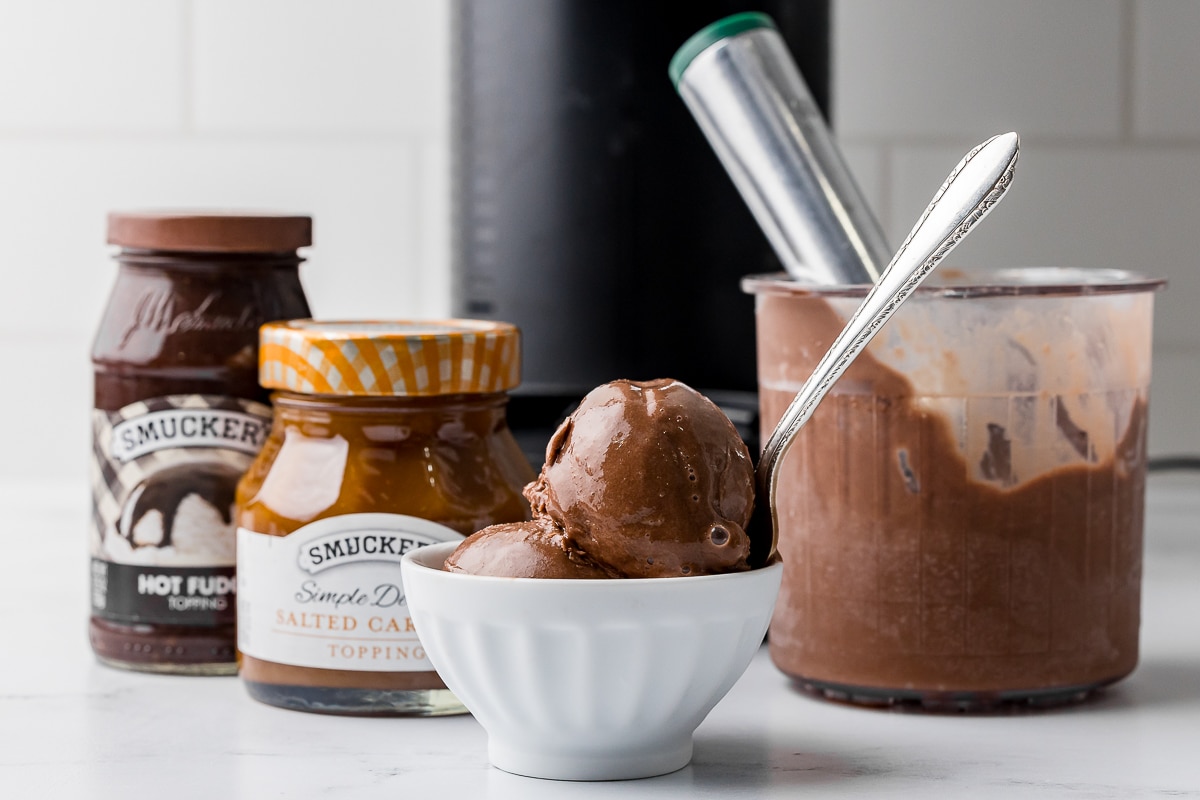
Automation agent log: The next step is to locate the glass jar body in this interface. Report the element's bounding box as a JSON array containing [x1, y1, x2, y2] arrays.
[[745, 270, 1161, 710], [235, 390, 534, 715], [90, 251, 311, 674]]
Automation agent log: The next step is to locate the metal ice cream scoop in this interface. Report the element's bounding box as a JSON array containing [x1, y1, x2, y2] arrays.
[[671, 12, 890, 286], [751, 132, 1021, 565]]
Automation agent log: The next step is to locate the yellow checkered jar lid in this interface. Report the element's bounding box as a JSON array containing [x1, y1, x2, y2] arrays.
[[259, 319, 521, 396]]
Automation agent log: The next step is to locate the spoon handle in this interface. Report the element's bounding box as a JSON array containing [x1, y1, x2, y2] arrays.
[[756, 132, 1020, 543]]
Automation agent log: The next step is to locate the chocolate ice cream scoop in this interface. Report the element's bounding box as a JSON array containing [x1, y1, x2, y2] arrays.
[[447, 379, 758, 579], [444, 518, 617, 579], [527, 379, 756, 578]]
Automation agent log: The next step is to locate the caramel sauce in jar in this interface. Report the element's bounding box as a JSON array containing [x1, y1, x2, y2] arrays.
[[235, 320, 534, 715], [90, 212, 312, 675]]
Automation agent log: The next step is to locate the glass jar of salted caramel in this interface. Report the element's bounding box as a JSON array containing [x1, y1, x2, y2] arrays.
[[235, 319, 535, 716], [90, 211, 312, 675]]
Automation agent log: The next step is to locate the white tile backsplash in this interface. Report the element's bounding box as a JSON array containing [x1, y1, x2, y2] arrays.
[[1, 0, 1199, 483], [417, 136, 452, 315], [0, 1, 185, 132], [192, 0, 448, 135], [3, 338, 92, 486], [885, 143, 1200, 350], [1132, 0, 1200, 139], [0, 139, 429, 340], [1148, 349, 1200, 459], [833, 0, 1125, 141]]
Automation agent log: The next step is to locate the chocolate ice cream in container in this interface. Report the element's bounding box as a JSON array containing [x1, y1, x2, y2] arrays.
[[748, 267, 1165, 710]]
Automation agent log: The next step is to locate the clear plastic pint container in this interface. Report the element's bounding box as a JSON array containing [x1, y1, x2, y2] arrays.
[[743, 268, 1165, 710]]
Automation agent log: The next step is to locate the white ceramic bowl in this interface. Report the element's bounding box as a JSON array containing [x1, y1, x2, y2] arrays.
[[401, 541, 782, 781]]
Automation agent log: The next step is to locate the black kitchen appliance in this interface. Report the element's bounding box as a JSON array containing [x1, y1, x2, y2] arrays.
[[451, 0, 831, 464]]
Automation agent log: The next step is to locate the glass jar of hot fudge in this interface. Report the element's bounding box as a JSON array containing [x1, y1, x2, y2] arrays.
[[90, 211, 313, 674], [235, 319, 534, 715]]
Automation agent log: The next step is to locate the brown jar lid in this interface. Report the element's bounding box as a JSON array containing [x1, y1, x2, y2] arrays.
[[107, 211, 312, 253]]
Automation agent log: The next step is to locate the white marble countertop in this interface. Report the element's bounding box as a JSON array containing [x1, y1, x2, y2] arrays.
[[2, 476, 1198, 798]]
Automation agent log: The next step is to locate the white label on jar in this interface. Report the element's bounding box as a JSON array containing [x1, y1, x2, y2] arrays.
[[91, 395, 271, 627], [237, 513, 463, 672], [111, 407, 269, 462], [92, 396, 272, 570]]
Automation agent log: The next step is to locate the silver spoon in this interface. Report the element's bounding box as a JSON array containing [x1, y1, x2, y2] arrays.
[[752, 132, 1020, 565]]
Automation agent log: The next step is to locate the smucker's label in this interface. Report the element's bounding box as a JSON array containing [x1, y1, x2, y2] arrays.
[[237, 514, 463, 671], [90, 395, 271, 627], [110, 406, 268, 461]]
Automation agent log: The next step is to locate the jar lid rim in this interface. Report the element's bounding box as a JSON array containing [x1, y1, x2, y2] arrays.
[[274, 319, 518, 339], [259, 319, 522, 396], [107, 211, 312, 253], [742, 268, 1167, 299]]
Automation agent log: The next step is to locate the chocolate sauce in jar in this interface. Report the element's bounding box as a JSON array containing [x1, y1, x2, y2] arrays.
[[90, 212, 312, 674]]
